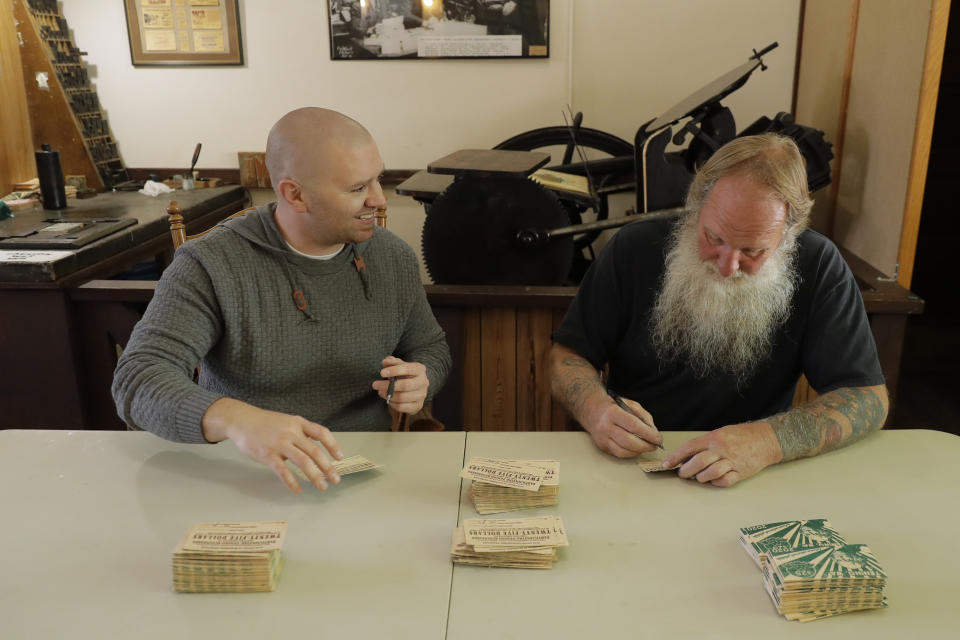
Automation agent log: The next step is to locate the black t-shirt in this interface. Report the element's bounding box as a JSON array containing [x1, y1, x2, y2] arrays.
[[553, 218, 885, 430]]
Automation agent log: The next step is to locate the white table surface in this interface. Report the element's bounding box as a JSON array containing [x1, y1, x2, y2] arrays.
[[448, 429, 960, 639], [3, 428, 958, 639], [0, 430, 466, 639]]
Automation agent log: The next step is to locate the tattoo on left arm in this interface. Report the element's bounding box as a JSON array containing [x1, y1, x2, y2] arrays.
[[767, 385, 888, 462]]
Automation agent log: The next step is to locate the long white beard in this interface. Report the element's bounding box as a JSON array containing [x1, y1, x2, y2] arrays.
[[650, 216, 799, 383]]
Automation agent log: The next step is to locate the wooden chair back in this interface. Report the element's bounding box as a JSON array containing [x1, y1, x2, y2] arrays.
[[166, 200, 257, 250], [165, 200, 441, 432]]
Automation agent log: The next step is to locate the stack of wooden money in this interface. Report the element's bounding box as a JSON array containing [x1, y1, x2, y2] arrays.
[[291, 454, 381, 483], [739, 519, 887, 622], [451, 516, 569, 569], [739, 518, 846, 568], [460, 458, 559, 514], [172, 521, 287, 593]]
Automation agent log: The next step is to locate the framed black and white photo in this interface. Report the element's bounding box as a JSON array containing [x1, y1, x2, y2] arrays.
[[328, 0, 549, 60]]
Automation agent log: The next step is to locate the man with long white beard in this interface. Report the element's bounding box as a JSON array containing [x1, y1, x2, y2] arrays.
[[550, 134, 887, 487]]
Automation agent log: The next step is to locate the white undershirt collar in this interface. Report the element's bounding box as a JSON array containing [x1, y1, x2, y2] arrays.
[[284, 241, 345, 261]]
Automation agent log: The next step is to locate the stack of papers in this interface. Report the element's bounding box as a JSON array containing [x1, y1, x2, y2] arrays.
[[291, 454, 381, 482], [460, 458, 559, 514], [739, 518, 846, 567], [172, 521, 287, 593], [739, 519, 887, 621], [451, 516, 569, 569]]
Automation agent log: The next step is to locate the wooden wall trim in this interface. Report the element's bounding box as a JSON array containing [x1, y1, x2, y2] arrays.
[[896, 0, 952, 289], [826, 0, 861, 238]]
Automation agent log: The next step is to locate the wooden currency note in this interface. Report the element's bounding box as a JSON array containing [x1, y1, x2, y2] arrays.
[[740, 519, 846, 560], [462, 516, 569, 549], [460, 458, 546, 490], [173, 521, 288, 554], [637, 457, 681, 473], [292, 455, 381, 481]]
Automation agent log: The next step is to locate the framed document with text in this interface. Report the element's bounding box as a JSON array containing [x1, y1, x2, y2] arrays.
[[328, 0, 549, 60], [123, 0, 243, 66]]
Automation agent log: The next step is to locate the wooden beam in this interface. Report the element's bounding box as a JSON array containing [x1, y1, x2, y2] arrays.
[[896, 0, 951, 289], [826, 0, 861, 238], [0, 0, 34, 192]]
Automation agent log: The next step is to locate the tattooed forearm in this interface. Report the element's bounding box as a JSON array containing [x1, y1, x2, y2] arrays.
[[549, 346, 605, 422], [767, 385, 888, 462]]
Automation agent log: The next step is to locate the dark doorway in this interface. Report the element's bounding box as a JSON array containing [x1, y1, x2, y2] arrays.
[[889, 0, 960, 435]]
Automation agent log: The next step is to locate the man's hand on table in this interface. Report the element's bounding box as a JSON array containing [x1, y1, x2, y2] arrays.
[[661, 421, 783, 487], [584, 394, 663, 458], [372, 355, 429, 415], [202, 397, 344, 494]]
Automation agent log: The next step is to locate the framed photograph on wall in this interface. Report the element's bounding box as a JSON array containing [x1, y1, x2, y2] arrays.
[[123, 0, 243, 66], [329, 0, 549, 60]]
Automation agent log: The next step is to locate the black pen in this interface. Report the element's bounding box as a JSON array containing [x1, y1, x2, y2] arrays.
[[385, 377, 396, 406], [606, 387, 664, 450]]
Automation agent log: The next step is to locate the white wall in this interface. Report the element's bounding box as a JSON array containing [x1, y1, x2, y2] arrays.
[[571, 0, 801, 146], [62, 0, 571, 170], [63, 0, 800, 172], [832, 0, 932, 277], [793, 0, 854, 234]]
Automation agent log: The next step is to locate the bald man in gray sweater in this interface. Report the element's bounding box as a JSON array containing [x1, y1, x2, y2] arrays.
[[112, 108, 451, 493]]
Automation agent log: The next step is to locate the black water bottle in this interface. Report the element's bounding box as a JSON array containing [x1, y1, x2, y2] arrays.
[[35, 143, 67, 210]]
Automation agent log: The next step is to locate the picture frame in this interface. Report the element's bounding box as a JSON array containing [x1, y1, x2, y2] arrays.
[[328, 0, 549, 60], [123, 0, 243, 66]]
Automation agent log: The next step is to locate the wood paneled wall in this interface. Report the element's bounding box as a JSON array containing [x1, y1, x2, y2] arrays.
[[463, 307, 570, 431], [426, 287, 575, 432]]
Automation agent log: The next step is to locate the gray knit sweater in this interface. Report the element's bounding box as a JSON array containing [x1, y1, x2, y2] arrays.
[[112, 202, 451, 442]]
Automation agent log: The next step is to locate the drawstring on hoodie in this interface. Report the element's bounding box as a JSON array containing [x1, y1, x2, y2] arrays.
[[279, 244, 372, 318], [293, 290, 307, 310], [351, 245, 372, 301], [219, 204, 374, 316], [278, 257, 315, 319]]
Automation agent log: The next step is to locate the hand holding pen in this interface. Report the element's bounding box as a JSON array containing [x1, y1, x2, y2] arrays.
[[372, 355, 430, 415], [604, 387, 664, 452], [385, 377, 396, 407]]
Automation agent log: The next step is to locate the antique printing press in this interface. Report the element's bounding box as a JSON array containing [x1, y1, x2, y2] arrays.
[[400, 43, 834, 286]]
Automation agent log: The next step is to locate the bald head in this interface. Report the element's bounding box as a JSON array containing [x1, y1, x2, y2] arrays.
[[266, 108, 373, 195]]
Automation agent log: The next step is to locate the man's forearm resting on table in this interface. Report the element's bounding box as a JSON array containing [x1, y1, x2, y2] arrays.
[[766, 385, 888, 462]]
